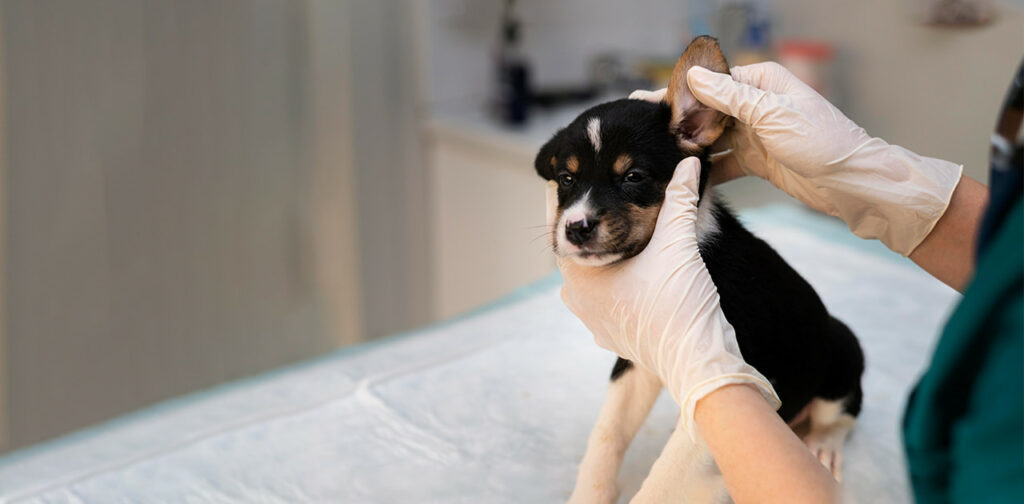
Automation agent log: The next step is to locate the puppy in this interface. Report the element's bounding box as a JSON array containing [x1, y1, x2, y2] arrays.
[[535, 36, 865, 503]]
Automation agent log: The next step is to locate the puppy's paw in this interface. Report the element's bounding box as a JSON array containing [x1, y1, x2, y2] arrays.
[[567, 481, 620, 504], [804, 431, 845, 482]]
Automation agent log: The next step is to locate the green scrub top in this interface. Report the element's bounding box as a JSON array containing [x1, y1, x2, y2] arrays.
[[902, 61, 1024, 503]]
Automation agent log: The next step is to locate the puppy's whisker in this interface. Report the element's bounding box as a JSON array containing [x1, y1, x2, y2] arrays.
[[529, 231, 555, 244]]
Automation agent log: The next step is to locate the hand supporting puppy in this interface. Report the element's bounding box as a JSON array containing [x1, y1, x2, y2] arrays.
[[550, 157, 780, 439]]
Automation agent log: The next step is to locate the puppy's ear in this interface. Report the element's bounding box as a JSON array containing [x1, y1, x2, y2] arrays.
[[665, 36, 732, 153], [534, 129, 565, 180]]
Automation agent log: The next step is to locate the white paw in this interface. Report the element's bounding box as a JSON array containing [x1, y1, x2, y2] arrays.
[[567, 481, 620, 504], [804, 432, 845, 482]]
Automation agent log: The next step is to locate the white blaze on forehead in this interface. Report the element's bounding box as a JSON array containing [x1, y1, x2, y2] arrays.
[[587, 117, 602, 153]]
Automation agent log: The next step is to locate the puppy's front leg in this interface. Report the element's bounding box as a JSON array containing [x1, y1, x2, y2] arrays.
[[630, 417, 729, 504], [569, 360, 662, 504]]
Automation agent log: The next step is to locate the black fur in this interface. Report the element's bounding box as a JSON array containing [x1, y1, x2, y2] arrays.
[[537, 98, 864, 423], [698, 200, 864, 421], [609, 357, 633, 381]]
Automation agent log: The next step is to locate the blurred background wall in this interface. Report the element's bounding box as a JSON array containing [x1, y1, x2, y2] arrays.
[[0, 0, 1020, 452], [0, 0, 374, 451]]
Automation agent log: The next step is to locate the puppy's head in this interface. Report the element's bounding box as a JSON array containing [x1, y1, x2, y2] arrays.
[[536, 36, 732, 265]]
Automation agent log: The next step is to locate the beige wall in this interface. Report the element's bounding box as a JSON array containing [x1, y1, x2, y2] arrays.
[[0, 0, 363, 451], [0, 6, 6, 450], [308, 0, 365, 348], [346, 1, 434, 339]]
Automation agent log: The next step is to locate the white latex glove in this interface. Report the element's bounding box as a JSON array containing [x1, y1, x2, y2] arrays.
[[550, 157, 780, 439], [632, 63, 963, 256]]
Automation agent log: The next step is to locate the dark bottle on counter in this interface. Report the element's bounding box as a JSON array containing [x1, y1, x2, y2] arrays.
[[492, 0, 530, 126]]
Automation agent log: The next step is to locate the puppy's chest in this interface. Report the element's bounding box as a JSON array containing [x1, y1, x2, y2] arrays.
[[694, 190, 721, 245]]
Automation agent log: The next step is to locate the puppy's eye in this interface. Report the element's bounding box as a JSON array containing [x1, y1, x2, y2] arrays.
[[624, 171, 645, 183], [558, 173, 575, 187]]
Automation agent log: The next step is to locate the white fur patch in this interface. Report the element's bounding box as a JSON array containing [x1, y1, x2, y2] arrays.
[[695, 189, 720, 242], [809, 398, 844, 429], [804, 398, 856, 482], [570, 253, 623, 267], [556, 189, 622, 266], [561, 190, 592, 226], [587, 117, 602, 154], [556, 190, 593, 255]]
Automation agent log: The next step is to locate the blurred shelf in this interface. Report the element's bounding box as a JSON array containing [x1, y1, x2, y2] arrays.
[[424, 98, 612, 164]]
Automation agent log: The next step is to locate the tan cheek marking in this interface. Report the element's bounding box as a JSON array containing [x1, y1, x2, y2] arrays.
[[626, 204, 661, 243], [566, 155, 579, 174], [613, 154, 633, 175]]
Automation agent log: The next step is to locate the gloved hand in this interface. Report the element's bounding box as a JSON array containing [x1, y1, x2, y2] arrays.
[[550, 157, 780, 439], [632, 62, 963, 256]]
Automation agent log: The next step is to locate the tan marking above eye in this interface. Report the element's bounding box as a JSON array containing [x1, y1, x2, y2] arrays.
[[549, 156, 557, 169], [566, 155, 579, 174], [613, 154, 633, 175]]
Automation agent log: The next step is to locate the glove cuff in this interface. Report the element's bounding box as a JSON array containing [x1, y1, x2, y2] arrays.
[[677, 371, 781, 443], [822, 143, 963, 256]]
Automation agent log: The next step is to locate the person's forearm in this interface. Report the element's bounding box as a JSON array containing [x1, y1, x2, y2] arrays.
[[909, 175, 989, 292], [695, 384, 839, 504]]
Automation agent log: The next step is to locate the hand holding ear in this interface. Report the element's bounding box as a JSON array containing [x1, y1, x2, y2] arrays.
[[633, 62, 962, 256], [552, 157, 780, 439]]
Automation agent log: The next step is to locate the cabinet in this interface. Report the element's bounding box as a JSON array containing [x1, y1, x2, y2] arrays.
[[425, 110, 570, 320]]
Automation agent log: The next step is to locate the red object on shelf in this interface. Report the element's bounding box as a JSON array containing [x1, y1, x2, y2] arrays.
[[775, 39, 834, 98], [777, 40, 834, 62]]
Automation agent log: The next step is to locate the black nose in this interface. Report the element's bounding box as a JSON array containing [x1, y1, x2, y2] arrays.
[[565, 218, 598, 246]]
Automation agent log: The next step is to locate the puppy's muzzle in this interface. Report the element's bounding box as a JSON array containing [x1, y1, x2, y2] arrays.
[[565, 217, 598, 246]]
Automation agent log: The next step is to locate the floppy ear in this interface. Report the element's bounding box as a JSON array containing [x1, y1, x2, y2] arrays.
[[534, 129, 565, 180], [665, 36, 732, 153]]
